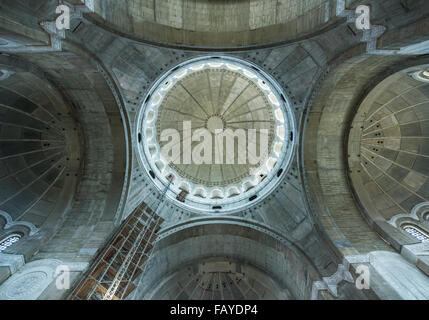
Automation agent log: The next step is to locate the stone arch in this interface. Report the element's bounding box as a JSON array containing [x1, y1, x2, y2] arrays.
[[302, 54, 429, 256], [131, 222, 363, 300]]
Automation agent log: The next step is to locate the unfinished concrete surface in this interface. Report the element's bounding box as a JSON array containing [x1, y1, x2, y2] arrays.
[[87, 0, 336, 47], [0, 0, 428, 300]]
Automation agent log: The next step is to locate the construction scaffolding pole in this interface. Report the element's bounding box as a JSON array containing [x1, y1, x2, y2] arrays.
[[68, 175, 175, 300], [102, 175, 174, 300]]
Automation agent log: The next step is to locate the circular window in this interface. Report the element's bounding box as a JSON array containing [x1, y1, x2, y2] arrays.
[[137, 56, 295, 213]]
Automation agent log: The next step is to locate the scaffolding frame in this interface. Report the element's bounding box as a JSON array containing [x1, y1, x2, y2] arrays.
[[68, 176, 174, 300], [67, 203, 163, 300]]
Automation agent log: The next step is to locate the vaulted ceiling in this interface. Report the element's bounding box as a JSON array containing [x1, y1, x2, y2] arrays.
[[88, 0, 334, 47], [0, 0, 429, 301]]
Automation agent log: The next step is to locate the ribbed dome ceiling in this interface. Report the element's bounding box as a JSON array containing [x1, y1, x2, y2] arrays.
[[149, 260, 288, 300], [0, 75, 79, 227], [348, 70, 429, 219], [157, 68, 274, 187], [138, 57, 294, 212]]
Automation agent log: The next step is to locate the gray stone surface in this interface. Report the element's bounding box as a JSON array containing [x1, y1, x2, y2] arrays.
[[0, 0, 429, 300]]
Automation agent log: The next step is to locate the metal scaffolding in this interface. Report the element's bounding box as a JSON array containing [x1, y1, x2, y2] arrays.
[[68, 176, 174, 300]]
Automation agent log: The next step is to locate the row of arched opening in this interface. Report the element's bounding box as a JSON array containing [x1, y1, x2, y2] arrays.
[[0, 233, 22, 253], [403, 225, 429, 243]]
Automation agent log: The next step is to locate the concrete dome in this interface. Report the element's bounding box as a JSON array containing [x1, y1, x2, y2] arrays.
[[157, 66, 274, 187], [2, 0, 429, 302], [348, 69, 429, 219], [88, 0, 335, 47], [0, 71, 80, 228], [147, 259, 288, 300], [138, 57, 295, 213]]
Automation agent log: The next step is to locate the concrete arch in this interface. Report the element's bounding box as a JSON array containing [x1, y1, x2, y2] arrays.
[[134, 222, 333, 300]]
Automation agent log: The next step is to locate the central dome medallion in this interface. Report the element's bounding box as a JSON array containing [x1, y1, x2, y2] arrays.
[[137, 57, 295, 213]]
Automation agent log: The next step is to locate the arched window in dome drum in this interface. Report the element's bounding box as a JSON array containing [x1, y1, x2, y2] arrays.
[[0, 234, 21, 252], [403, 225, 429, 243]]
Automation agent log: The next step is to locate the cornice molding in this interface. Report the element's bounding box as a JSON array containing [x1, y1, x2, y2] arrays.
[[0, 210, 39, 236], [311, 259, 354, 300]]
